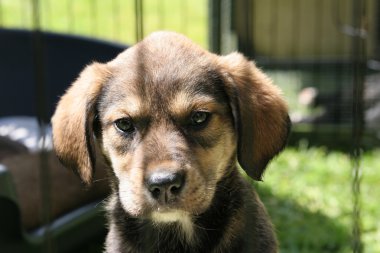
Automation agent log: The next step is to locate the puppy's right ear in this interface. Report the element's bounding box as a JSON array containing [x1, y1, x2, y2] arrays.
[[52, 63, 111, 184], [219, 53, 290, 181]]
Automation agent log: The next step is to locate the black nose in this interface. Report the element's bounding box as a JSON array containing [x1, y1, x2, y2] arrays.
[[146, 171, 185, 204]]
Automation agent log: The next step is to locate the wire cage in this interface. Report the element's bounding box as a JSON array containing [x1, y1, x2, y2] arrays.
[[212, 0, 380, 148], [0, 0, 379, 253]]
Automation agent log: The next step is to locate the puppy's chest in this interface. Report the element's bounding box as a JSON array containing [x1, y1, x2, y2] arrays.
[[112, 196, 246, 253], [120, 221, 201, 253], [121, 228, 242, 253]]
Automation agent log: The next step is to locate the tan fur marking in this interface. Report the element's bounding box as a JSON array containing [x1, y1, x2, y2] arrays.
[[151, 210, 194, 242], [102, 94, 145, 123], [170, 91, 223, 116]]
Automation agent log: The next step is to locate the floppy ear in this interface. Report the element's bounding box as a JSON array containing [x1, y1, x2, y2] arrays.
[[51, 63, 110, 184], [220, 53, 290, 180]]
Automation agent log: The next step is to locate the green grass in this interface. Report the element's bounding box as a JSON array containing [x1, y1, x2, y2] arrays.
[[259, 146, 380, 253], [0, 0, 208, 47]]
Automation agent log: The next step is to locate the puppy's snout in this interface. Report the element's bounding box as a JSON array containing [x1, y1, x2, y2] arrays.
[[146, 171, 185, 204]]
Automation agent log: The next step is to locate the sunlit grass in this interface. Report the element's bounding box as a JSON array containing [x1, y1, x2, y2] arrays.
[[0, 0, 208, 47], [260, 146, 380, 253]]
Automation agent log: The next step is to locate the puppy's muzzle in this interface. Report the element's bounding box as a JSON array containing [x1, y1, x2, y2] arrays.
[[146, 170, 186, 205]]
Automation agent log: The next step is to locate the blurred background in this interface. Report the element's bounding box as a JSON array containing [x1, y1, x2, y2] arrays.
[[0, 0, 379, 252]]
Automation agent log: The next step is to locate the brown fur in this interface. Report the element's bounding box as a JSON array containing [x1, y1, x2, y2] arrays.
[[52, 31, 290, 253]]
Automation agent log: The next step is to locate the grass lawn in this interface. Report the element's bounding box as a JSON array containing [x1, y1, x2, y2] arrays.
[[259, 146, 380, 253]]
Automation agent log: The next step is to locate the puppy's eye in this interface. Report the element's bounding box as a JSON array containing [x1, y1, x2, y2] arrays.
[[114, 118, 134, 133], [190, 111, 210, 128]]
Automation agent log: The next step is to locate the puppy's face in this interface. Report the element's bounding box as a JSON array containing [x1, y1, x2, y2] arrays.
[[98, 50, 236, 218], [52, 32, 289, 225]]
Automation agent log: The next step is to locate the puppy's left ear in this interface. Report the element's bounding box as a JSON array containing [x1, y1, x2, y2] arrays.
[[51, 63, 111, 184], [220, 53, 290, 180]]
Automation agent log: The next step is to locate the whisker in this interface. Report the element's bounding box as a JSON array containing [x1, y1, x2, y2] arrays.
[[92, 177, 111, 183], [95, 198, 110, 208]]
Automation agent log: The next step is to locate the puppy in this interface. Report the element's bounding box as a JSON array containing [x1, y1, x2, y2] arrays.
[[52, 31, 290, 253]]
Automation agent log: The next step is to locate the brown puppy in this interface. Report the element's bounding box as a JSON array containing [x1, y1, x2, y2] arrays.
[[52, 32, 290, 253]]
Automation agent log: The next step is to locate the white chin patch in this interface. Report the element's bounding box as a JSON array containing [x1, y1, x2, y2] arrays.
[[151, 210, 194, 241], [151, 210, 189, 223]]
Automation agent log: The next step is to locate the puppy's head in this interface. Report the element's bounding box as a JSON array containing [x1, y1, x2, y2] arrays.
[[52, 32, 289, 221]]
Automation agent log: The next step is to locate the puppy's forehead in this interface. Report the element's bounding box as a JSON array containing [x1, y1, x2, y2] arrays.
[[103, 67, 226, 115], [108, 32, 219, 86], [104, 32, 226, 113]]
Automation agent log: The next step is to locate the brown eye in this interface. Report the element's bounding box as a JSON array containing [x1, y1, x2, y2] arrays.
[[114, 118, 134, 133], [190, 111, 210, 128]]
